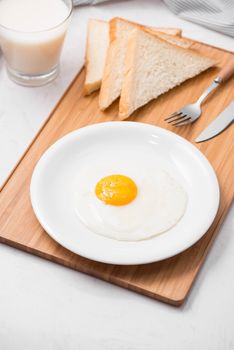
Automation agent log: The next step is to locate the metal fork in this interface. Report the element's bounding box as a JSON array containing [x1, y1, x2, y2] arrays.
[[165, 57, 234, 126]]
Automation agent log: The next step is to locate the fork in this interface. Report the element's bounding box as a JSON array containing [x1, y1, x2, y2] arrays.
[[165, 56, 234, 126]]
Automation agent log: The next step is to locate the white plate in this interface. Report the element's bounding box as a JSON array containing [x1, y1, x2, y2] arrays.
[[30, 122, 219, 265]]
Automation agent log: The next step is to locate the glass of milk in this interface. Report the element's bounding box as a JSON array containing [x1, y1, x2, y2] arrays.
[[0, 0, 73, 86]]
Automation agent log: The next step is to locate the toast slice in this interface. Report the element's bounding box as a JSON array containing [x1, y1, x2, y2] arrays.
[[99, 17, 192, 108], [84, 19, 185, 95], [84, 19, 109, 95], [119, 29, 216, 120]]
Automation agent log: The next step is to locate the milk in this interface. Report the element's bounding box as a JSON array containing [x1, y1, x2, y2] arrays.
[[0, 0, 71, 77]]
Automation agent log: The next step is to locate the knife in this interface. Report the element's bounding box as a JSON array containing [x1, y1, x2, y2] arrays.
[[195, 102, 234, 143]]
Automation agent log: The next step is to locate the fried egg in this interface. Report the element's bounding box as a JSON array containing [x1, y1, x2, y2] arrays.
[[74, 149, 187, 241]]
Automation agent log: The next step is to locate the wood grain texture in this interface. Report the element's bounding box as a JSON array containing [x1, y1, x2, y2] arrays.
[[0, 41, 233, 306]]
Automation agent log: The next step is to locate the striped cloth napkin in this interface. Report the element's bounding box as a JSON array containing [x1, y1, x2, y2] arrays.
[[164, 0, 234, 37], [73, 0, 234, 37]]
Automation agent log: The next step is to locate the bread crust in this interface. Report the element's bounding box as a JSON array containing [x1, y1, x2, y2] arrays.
[[113, 17, 192, 48], [148, 26, 181, 36], [84, 81, 100, 95], [118, 31, 138, 120], [99, 19, 120, 109]]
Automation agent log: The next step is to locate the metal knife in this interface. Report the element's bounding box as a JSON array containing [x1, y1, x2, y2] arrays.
[[195, 102, 234, 143]]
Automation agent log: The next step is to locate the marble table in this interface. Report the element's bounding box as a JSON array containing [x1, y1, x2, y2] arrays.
[[0, 1, 233, 349]]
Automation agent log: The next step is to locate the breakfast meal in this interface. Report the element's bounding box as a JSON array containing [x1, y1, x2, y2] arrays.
[[2, 0, 231, 307], [84, 17, 216, 118], [74, 149, 187, 241]]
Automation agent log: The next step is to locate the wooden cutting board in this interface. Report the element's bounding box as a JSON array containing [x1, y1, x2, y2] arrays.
[[0, 40, 233, 305]]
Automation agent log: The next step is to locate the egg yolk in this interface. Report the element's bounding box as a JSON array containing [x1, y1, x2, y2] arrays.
[[95, 175, 137, 206]]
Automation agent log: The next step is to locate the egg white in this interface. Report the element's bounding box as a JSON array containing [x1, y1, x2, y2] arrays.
[[74, 149, 187, 241]]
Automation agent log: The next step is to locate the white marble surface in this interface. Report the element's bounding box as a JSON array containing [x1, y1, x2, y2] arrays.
[[0, 1, 233, 349]]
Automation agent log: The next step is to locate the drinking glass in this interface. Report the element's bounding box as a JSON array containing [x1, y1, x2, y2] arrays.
[[0, 0, 73, 86]]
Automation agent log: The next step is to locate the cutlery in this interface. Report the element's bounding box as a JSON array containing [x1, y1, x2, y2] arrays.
[[165, 56, 234, 126], [195, 101, 234, 142]]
